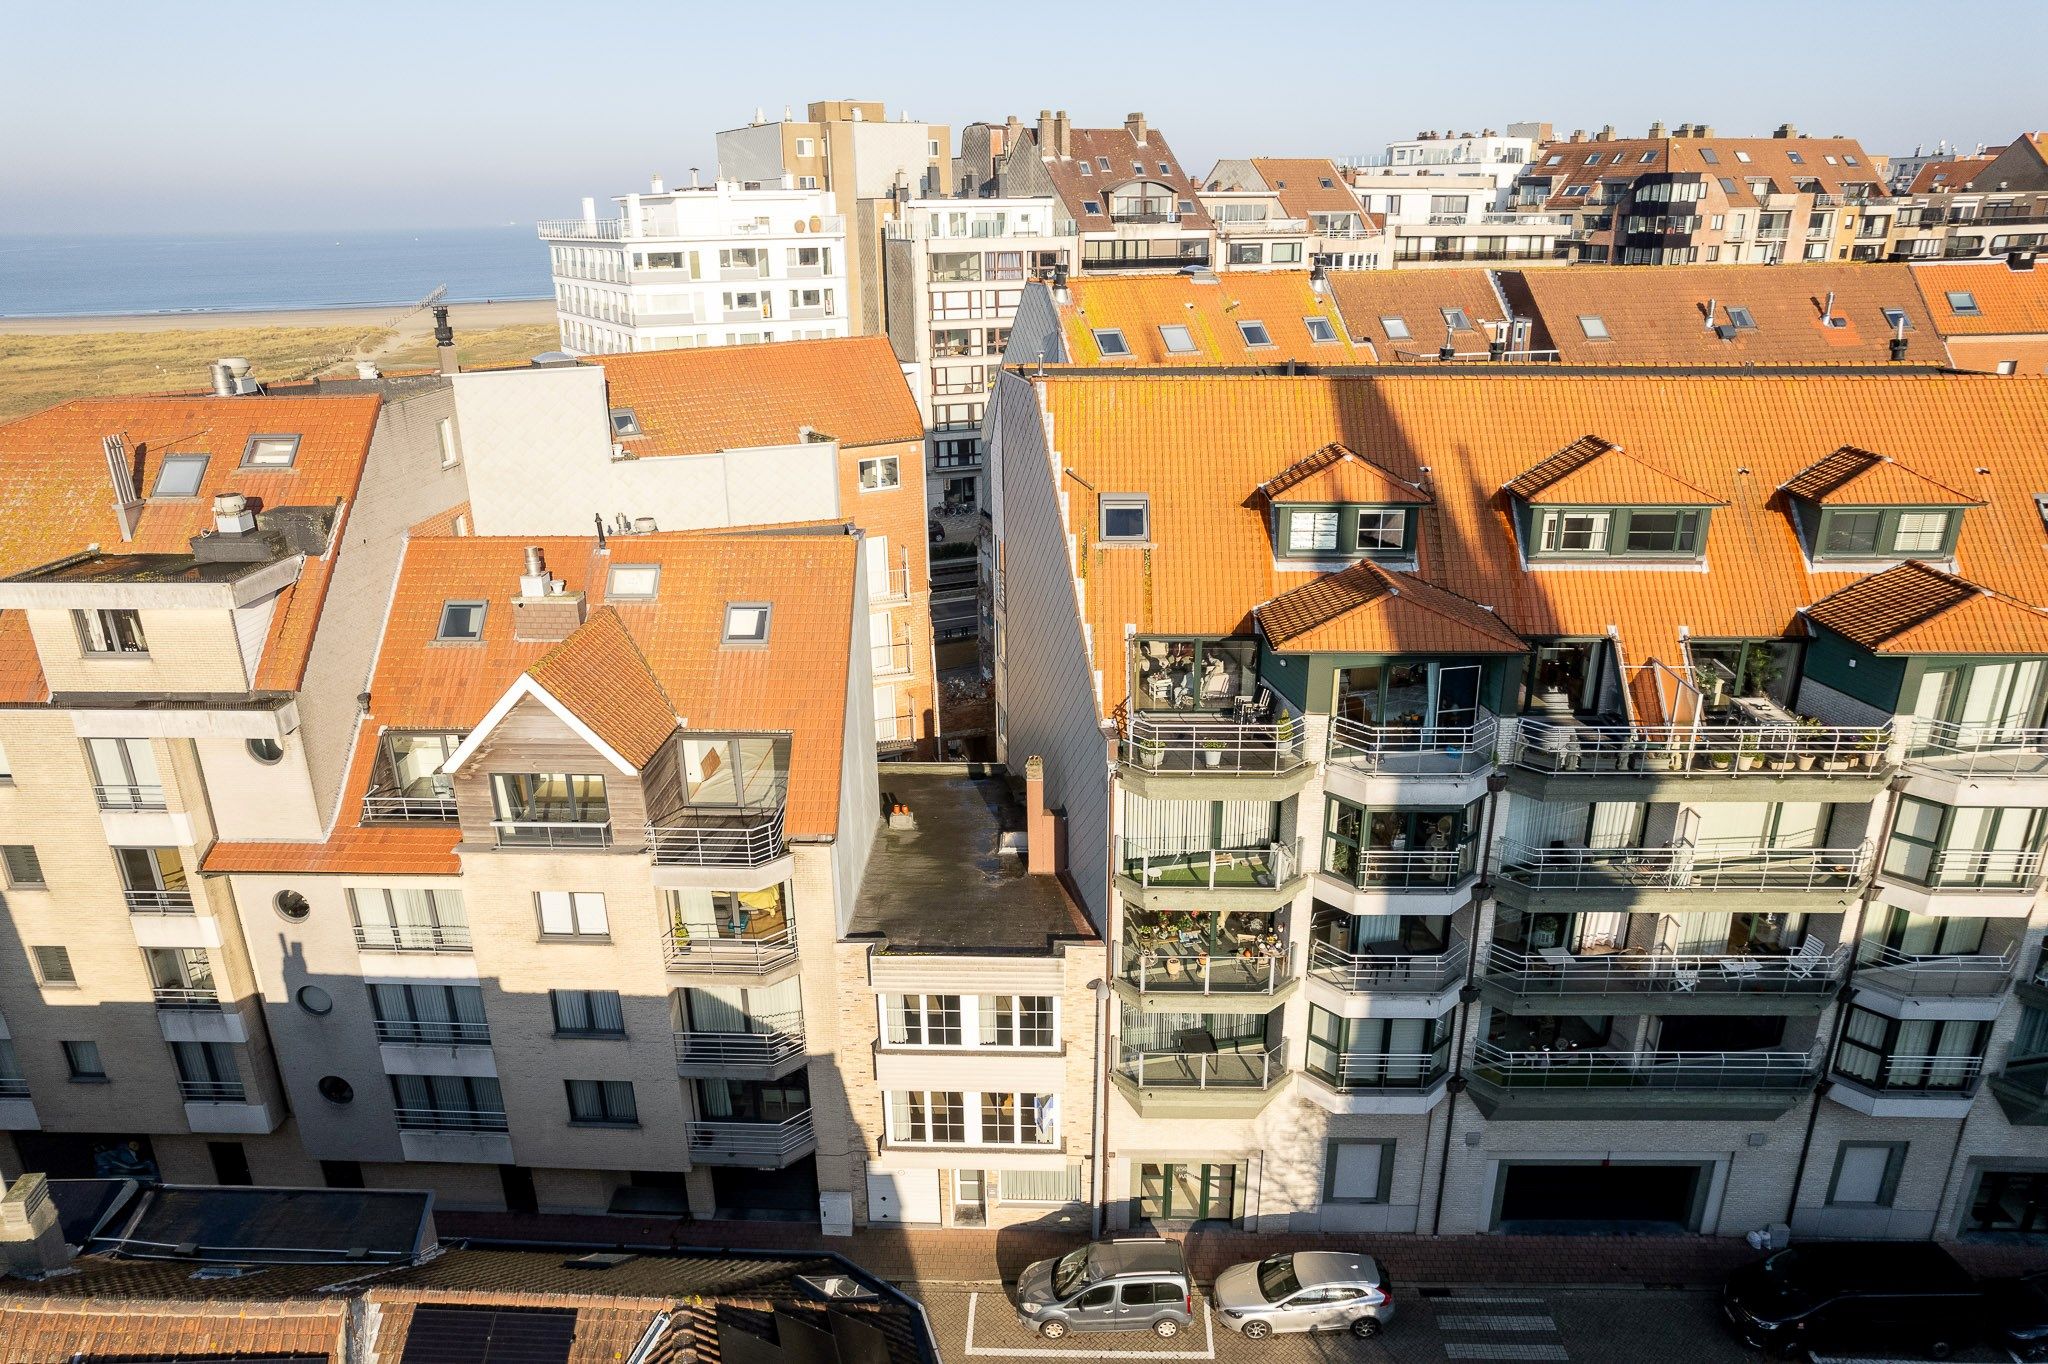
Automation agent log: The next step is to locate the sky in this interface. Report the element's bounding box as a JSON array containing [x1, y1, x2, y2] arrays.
[[3, 0, 2044, 234]]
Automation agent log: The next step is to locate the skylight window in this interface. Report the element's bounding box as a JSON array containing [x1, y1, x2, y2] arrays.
[[151, 454, 209, 498], [1132, 162, 1145, 176], [1082, 199, 1101, 214], [1585, 154, 1603, 167], [1381, 316, 1411, 340], [1699, 148, 1721, 165], [1563, 185, 1592, 198], [1096, 157, 1111, 171], [1236, 320, 1274, 348], [240, 434, 300, 468], [606, 564, 660, 599], [1734, 150, 1753, 163], [1544, 153, 1563, 166], [1719, 177, 1738, 193], [1881, 307, 1913, 332], [1823, 155, 1838, 165], [723, 603, 771, 645], [1787, 150, 1805, 165], [1159, 162, 1171, 176], [1100, 495, 1150, 543], [1639, 151, 1658, 164], [1077, 162, 1091, 176], [1578, 315, 1610, 339], [436, 601, 486, 641], [1726, 306, 1756, 330], [1304, 316, 1338, 344], [1318, 177, 1334, 189], [608, 408, 642, 437], [1946, 290, 1981, 316], [1442, 307, 1472, 332], [1158, 324, 1197, 354], [1844, 154, 1860, 166], [1092, 328, 1131, 357]]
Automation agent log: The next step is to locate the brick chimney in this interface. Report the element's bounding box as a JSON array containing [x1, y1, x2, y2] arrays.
[[1024, 755, 1065, 876], [1004, 114, 1022, 153], [1053, 110, 1072, 159], [1648, 120, 1667, 139], [0, 1173, 70, 1276], [511, 546, 588, 643], [1597, 124, 1616, 142], [1125, 111, 1148, 146], [1775, 123, 1798, 139], [1037, 109, 1054, 156]]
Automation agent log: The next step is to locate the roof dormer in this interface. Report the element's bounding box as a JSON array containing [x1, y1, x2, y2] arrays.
[[1259, 442, 1430, 564], [1504, 435, 1725, 564], [1780, 446, 1982, 564]]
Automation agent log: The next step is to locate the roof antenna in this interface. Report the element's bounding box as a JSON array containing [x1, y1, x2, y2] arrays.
[[593, 511, 607, 549]]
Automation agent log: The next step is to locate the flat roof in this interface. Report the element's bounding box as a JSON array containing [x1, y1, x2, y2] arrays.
[[848, 767, 1093, 952]]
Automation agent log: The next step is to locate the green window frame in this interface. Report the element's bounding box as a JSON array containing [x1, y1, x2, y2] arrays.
[[1530, 506, 1708, 560], [1275, 504, 1414, 560], [1825, 1141, 1907, 1207], [1322, 1139, 1397, 1204], [1813, 506, 1961, 560], [1882, 795, 2048, 888]]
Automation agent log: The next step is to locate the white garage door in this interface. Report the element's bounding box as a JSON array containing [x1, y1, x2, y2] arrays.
[[867, 1169, 942, 1224]]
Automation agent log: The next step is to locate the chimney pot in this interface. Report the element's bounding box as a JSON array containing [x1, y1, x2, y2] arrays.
[[1124, 111, 1148, 145], [1024, 755, 1063, 876], [1054, 110, 1071, 159], [0, 1173, 71, 1277]]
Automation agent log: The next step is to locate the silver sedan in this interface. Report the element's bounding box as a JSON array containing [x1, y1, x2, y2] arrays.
[[1210, 1252, 1394, 1341]]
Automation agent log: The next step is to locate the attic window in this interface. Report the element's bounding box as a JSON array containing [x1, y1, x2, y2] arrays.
[[1699, 148, 1721, 165], [1092, 328, 1131, 357], [1719, 177, 1738, 193], [1304, 316, 1338, 344], [1100, 495, 1150, 543], [1881, 307, 1913, 332], [1096, 157, 1111, 172], [1815, 508, 1960, 559], [1639, 151, 1658, 164], [1442, 307, 1472, 332], [1563, 185, 1591, 198], [723, 603, 771, 645], [1158, 324, 1197, 354], [151, 454, 209, 498], [1132, 162, 1144, 175], [1946, 290, 1981, 317], [1726, 306, 1757, 330], [1381, 316, 1411, 340], [436, 601, 487, 642], [1585, 154, 1603, 167], [1544, 153, 1563, 166], [1236, 320, 1274, 348], [1082, 200, 1101, 215], [1319, 177, 1335, 189], [1734, 150, 1752, 163], [1077, 162, 1091, 176], [606, 564, 660, 599], [1786, 151, 1805, 165], [1578, 315, 1610, 339], [240, 434, 300, 468], [609, 408, 643, 437], [1844, 154, 1860, 166], [1824, 155, 1838, 165]]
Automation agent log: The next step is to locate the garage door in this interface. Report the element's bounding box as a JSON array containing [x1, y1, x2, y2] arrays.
[[868, 1169, 943, 1224], [1496, 1162, 1705, 1233]]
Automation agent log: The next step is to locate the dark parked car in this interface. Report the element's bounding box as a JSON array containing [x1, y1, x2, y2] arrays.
[[1721, 1241, 1981, 1359], [1013, 1237, 1194, 1339], [1987, 1270, 2048, 1361]]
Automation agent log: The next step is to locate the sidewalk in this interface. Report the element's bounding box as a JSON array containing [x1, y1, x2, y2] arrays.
[[434, 1210, 2048, 1289]]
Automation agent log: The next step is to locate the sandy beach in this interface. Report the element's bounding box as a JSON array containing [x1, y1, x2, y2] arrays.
[[0, 298, 557, 337]]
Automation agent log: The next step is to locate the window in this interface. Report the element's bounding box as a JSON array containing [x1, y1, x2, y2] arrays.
[[1081, 200, 1101, 215], [436, 601, 486, 641], [929, 139, 941, 158], [723, 603, 770, 644], [1815, 507, 1956, 559], [608, 408, 641, 438], [1623, 510, 1702, 553], [1096, 157, 1111, 171], [33, 945, 74, 985], [1786, 150, 1804, 165], [63, 1040, 104, 1080], [1271, 241, 1303, 263], [566, 1078, 638, 1126], [1237, 320, 1274, 348], [1287, 509, 1339, 553], [1304, 316, 1337, 344], [1725, 306, 1756, 330], [151, 454, 209, 498], [1076, 162, 1091, 176], [536, 890, 610, 938], [436, 418, 459, 468], [888, 994, 963, 1047], [370, 982, 488, 1045], [858, 456, 901, 491], [1585, 154, 1602, 166], [606, 564, 659, 599], [1442, 307, 1471, 332], [1227, 242, 1264, 265], [1946, 290, 1981, 316], [552, 989, 627, 1036], [1734, 150, 1752, 163], [1699, 147, 1720, 165], [1562, 185, 1591, 199], [247, 737, 283, 764], [1324, 1140, 1394, 1204], [1538, 510, 1610, 552], [794, 137, 813, 157], [1091, 328, 1130, 357], [979, 994, 1056, 1048], [1578, 315, 1609, 339], [980, 1091, 1055, 1145], [3, 845, 45, 888], [1881, 307, 1912, 332], [1544, 153, 1563, 166], [76, 609, 147, 655], [1379, 316, 1411, 341], [1893, 511, 1952, 553], [1158, 324, 1197, 354], [347, 887, 470, 951], [1720, 177, 1739, 193], [1355, 509, 1407, 552], [888, 1090, 967, 1143], [240, 435, 300, 467], [1835, 1006, 1988, 1092], [1820, 509, 1881, 556], [998, 1166, 1085, 1204], [1100, 496, 1149, 543], [1998, 360, 2020, 376]]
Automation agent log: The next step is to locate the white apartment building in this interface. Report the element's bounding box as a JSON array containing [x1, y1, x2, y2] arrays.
[[1201, 158, 1387, 272], [538, 178, 849, 355], [1345, 127, 1565, 267]]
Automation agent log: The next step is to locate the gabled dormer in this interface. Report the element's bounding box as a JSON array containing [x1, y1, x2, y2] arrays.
[[1780, 446, 1982, 565], [1503, 434, 1725, 565], [1259, 442, 1430, 564]]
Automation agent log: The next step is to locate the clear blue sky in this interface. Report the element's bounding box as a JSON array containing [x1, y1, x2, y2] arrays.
[[5, 0, 2042, 234]]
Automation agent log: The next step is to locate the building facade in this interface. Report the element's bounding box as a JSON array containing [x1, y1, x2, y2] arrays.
[[988, 111, 1218, 278], [1200, 158, 1387, 273], [1341, 127, 1563, 268]]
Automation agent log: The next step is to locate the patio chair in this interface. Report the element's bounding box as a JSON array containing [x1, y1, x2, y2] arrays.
[[1785, 935, 1828, 981], [1669, 964, 1699, 993]]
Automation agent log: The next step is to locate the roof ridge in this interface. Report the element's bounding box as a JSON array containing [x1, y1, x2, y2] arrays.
[[529, 604, 679, 719]]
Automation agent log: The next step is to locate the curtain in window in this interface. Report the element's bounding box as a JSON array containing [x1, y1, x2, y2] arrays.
[[751, 977, 801, 1029], [1219, 800, 1278, 847], [1589, 802, 1645, 849], [698, 1079, 734, 1118], [668, 888, 718, 936], [1838, 1009, 1887, 1084], [602, 1081, 635, 1122], [689, 986, 750, 1034], [885, 996, 911, 1045], [1352, 914, 1402, 945], [1668, 912, 1732, 956], [586, 990, 624, 1034], [1930, 1019, 1981, 1089]]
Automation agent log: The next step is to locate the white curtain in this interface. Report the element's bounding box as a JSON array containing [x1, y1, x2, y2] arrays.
[[1589, 802, 1645, 848], [1218, 800, 1277, 846], [1666, 912, 1732, 955], [668, 888, 718, 935], [1352, 914, 1401, 945], [689, 986, 749, 1034], [751, 976, 803, 1028]]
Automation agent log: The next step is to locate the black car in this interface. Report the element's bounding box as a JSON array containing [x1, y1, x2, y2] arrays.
[[1720, 1241, 1981, 1359], [1987, 1270, 2048, 1361]]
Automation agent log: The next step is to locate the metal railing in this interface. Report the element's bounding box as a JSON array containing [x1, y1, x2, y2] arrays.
[[1116, 1040, 1287, 1090], [1856, 942, 2017, 997], [1509, 717, 1891, 775], [873, 641, 915, 677], [686, 1111, 815, 1161], [1904, 721, 2048, 779], [673, 1019, 805, 1067], [1328, 714, 1497, 775], [1834, 1054, 1985, 1094], [1322, 845, 1477, 891], [374, 1019, 492, 1046], [1216, 217, 1308, 235], [1919, 848, 2046, 890], [153, 986, 220, 1010], [1496, 840, 1871, 893], [361, 791, 459, 823], [1484, 941, 1847, 997], [873, 566, 912, 602], [538, 218, 627, 239], [1121, 717, 1310, 775], [492, 818, 613, 849], [1473, 1042, 1819, 1091], [178, 1079, 247, 1102], [352, 922, 473, 953], [1119, 941, 1290, 995], [1119, 837, 1299, 890], [1309, 936, 1468, 993], [664, 923, 798, 972], [0, 1077, 27, 1099], [1308, 1052, 1449, 1092], [395, 1107, 510, 1133], [646, 809, 785, 867], [124, 888, 194, 913], [94, 783, 165, 811]]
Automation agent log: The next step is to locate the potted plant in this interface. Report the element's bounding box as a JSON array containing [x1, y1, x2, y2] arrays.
[[1708, 751, 1735, 771], [1856, 728, 1885, 768], [1201, 738, 1226, 768]]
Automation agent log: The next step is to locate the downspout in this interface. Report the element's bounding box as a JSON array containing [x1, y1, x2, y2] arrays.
[[1431, 768, 1506, 1234], [1092, 721, 1119, 1236]]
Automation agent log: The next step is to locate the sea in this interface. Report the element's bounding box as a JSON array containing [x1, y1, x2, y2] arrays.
[[0, 227, 553, 319]]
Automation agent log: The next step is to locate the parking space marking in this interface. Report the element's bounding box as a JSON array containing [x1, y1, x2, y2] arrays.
[[1436, 1296, 1546, 1306], [961, 1293, 1217, 1360], [1442, 1347, 1570, 1362], [1437, 1315, 1558, 1333]]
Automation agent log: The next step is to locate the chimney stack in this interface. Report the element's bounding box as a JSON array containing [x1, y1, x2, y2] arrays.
[[1124, 111, 1148, 145], [1054, 110, 1071, 159], [103, 434, 142, 541], [433, 305, 457, 375], [1037, 109, 1055, 156], [1775, 123, 1798, 139], [1648, 120, 1667, 139], [1024, 756, 1064, 876], [1598, 124, 1616, 141], [0, 1175, 69, 1277], [1568, 128, 1586, 144], [513, 546, 588, 642], [650, 172, 665, 193]]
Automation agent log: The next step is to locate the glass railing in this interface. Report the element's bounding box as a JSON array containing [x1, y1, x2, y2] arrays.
[[1327, 713, 1497, 775], [1509, 717, 1891, 774], [1309, 936, 1467, 993], [1116, 1040, 1287, 1089], [1484, 941, 1846, 997], [1497, 840, 1871, 893], [1473, 1042, 1819, 1091], [1119, 837, 1299, 890], [1118, 940, 1290, 995], [1121, 716, 1309, 775]]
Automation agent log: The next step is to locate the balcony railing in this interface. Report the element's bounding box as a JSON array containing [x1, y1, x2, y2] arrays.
[[1121, 717, 1310, 775], [873, 566, 912, 603], [1834, 1054, 1985, 1095], [1484, 941, 1847, 998], [1857, 943, 2017, 997], [1496, 840, 1871, 893], [395, 1107, 510, 1132], [1904, 721, 2048, 779], [95, 783, 165, 811], [1216, 217, 1308, 236], [125, 888, 194, 914], [1328, 714, 1497, 775], [873, 641, 915, 677], [646, 809, 786, 867], [353, 922, 473, 953], [374, 1019, 492, 1046], [178, 1079, 247, 1102], [361, 791, 459, 823], [1119, 941, 1290, 995], [153, 986, 220, 1010], [1473, 1042, 1818, 1091], [538, 218, 627, 239], [1917, 848, 2046, 890], [1310, 935, 1467, 993], [1116, 1040, 1287, 1089], [0, 1077, 27, 1099], [1509, 718, 1890, 775], [686, 1111, 815, 1162], [1120, 837, 1299, 890], [673, 1019, 806, 1067], [492, 818, 613, 849], [664, 923, 798, 972], [1322, 846, 1477, 891], [1309, 1052, 1449, 1092]]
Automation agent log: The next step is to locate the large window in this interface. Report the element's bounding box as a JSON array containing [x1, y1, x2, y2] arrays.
[[370, 983, 488, 1044], [1835, 1007, 1987, 1092], [75, 609, 147, 656], [377, 732, 463, 800], [490, 773, 610, 844], [552, 989, 627, 1036], [675, 736, 788, 809], [85, 738, 162, 809], [1322, 798, 1476, 889], [1275, 505, 1412, 560], [1532, 507, 1706, 559], [1814, 506, 1960, 560], [1522, 640, 1609, 714], [886, 1090, 1056, 1146], [347, 888, 470, 952], [1688, 640, 1802, 713], [1131, 637, 1256, 713], [1306, 1007, 1451, 1089], [1906, 660, 2045, 739], [536, 890, 609, 938], [881, 994, 1055, 1049], [1883, 796, 2047, 888]]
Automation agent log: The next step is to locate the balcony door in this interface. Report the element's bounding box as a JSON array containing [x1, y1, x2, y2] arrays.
[[1909, 659, 2044, 744], [1434, 665, 1482, 731], [1137, 1162, 1242, 1224]]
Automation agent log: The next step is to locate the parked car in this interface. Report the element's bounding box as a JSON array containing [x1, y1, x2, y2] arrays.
[[1720, 1241, 1981, 1359], [1211, 1251, 1393, 1340], [1986, 1270, 2048, 1360], [1013, 1237, 1194, 1339]]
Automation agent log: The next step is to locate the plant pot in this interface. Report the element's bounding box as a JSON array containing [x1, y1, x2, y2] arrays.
[[1738, 755, 1761, 771], [1141, 745, 1163, 769], [1710, 757, 1734, 771], [1822, 758, 1851, 772], [1795, 755, 1817, 771], [1203, 750, 1223, 768], [1766, 758, 1795, 772]]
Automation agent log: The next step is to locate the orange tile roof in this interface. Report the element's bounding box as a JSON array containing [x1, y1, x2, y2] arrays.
[[1907, 156, 1998, 194], [1031, 122, 1213, 232], [1528, 136, 1882, 209], [1780, 446, 1981, 506], [527, 605, 679, 767], [1261, 443, 1430, 505], [1029, 369, 2048, 713], [1500, 263, 1938, 364], [1058, 271, 1357, 365], [589, 337, 923, 455], [0, 394, 383, 691], [1504, 435, 1725, 506], [1249, 158, 1366, 220], [1912, 259, 2048, 335], [1256, 560, 1526, 653], [1325, 270, 1506, 357], [1805, 561, 2048, 654]]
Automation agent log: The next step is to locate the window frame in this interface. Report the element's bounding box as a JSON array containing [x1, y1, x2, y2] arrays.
[[239, 434, 301, 468], [1236, 319, 1275, 348], [1091, 328, 1130, 357], [605, 564, 661, 600], [1158, 324, 1197, 354], [75, 608, 148, 657], [1303, 316, 1339, 344], [1099, 495, 1151, 545], [722, 602, 771, 646], [550, 988, 627, 1037], [1380, 315, 1411, 340], [150, 454, 210, 498], [1323, 1138, 1397, 1204], [1812, 506, 1960, 561], [564, 1077, 640, 1127], [1578, 314, 1609, 339], [535, 890, 611, 940], [1825, 1140, 1907, 1208], [1529, 505, 1708, 561], [435, 600, 487, 642], [2, 844, 46, 889], [857, 455, 901, 492], [33, 945, 75, 986], [1274, 504, 1414, 560], [1946, 290, 1981, 317], [63, 1039, 105, 1080]]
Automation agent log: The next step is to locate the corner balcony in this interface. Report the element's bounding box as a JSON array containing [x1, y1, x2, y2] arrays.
[[1112, 1040, 1289, 1118], [1505, 717, 1894, 802], [685, 1111, 816, 1167], [1325, 714, 1497, 803], [673, 1018, 808, 1080], [1480, 941, 1847, 1016], [1116, 838, 1304, 911], [1875, 849, 2046, 919], [361, 789, 458, 823], [1118, 716, 1313, 799], [664, 922, 799, 978], [1300, 1052, 1451, 1115], [646, 809, 787, 869], [1468, 1043, 1820, 1121], [1852, 942, 2017, 1020], [1828, 1054, 1985, 1119], [1307, 935, 1468, 1009], [1317, 845, 1479, 917], [1494, 840, 1871, 913], [1115, 937, 1296, 1012], [1901, 721, 2048, 804]]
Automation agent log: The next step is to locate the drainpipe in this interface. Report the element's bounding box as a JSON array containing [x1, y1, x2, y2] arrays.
[[1092, 721, 1120, 1237], [1430, 769, 1507, 1234]]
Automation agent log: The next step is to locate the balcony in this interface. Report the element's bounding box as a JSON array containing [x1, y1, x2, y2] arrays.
[[873, 641, 915, 678], [1116, 939, 1294, 1005], [1079, 253, 1210, 272], [1309, 935, 1467, 996], [685, 1111, 816, 1167], [361, 790, 458, 823], [1303, 1052, 1451, 1114], [665, 923, 799, 975], [1119, 716, 1312, 798], [1327, 714, 1497, 781], [374, 1019, 491, 1046], [537, 218, 627, 240], [395, 1106, 509, 1133], [1112, 1040, 1289, 1117], [1117, 838, 1303, 910], [153, 986, 220, 1011], [1902, 721, 2048, 800], [1217, 217, 1307, 236], [177, 1078, 246, 1103], [1495, 841, 1871, 913], [647, 810, 786, 868], [491, 818, 612, 849], [1481, 941, 1846, 1015], [353, 922, 472, 953], [1506, 717, 1893, 800], [125, 888, 194, 914], [1854, 942, 2016, 1008], [0, 1077, 27, 1099], [1910, 848, 2045, 893], [1469, 1042, 1820, 1120], [1829, 1055, 1985, 1119], [95, 783, 165, 812], [673, 1020, 807, 1079]]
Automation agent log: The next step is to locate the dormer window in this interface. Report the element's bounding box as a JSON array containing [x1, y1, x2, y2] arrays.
[[240, 435, 299, 468], [1276, 505, 1414, 560], [1817, 508, 1959, 559], [1785, 447, 1978, 562], [1532, 507, 1703, 558]]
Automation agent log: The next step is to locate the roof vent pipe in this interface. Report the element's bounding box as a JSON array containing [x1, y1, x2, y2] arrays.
[[1890, 334, 1910, 361], [520, 546, 553, 597], [103, 435, 142, 542]]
